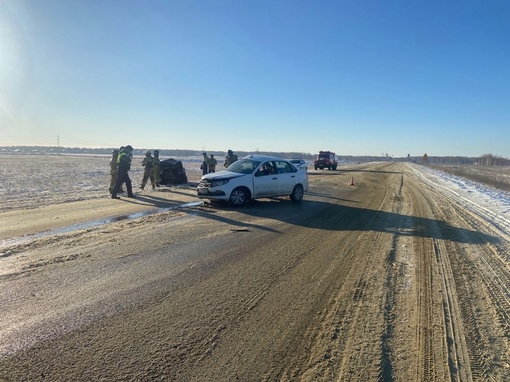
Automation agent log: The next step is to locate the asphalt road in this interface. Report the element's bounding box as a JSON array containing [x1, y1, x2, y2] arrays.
[[1, 162, 509, 381]]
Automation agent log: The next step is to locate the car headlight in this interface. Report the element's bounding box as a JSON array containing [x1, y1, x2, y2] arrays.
[[210, 179, 229, 187]]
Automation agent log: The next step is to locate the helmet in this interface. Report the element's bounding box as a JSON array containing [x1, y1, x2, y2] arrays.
[[112, 149, 119, 155], [227, 149, 233, 154], [210, 154, 214, 157], [145, 150, 151, 156], [125, 145, 133, 152], [154, 150, 159, 155]]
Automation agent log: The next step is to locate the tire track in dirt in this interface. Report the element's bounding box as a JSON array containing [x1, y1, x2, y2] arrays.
[[269, 233, 370, 381], [416, 239, 436, 381], [293, 230, 392, 381], [283, 165, 406, 381], [432, 238, 473, 382], [364, 167, 447, 382], [413, 166, 510, 381], [288, 163, 479, 381], [441, 194, 510, 380], [378, 174, 404, 381], [447, 241, 510, 381], [400, 168, 470, 381]]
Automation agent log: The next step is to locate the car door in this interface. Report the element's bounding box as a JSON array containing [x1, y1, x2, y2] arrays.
[[274, 161, 298, 195], [253, 161, 278, 197]]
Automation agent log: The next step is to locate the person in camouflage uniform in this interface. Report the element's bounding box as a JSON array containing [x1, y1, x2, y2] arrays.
[[140, 150, 156, 190], [109, 149, 120, 194], [207, 154, 217, 173], [109, 149, 125, 194], [152, 150, 161, 187], [223, 149, 238, 168], [111, 145, 134, 199], [201, 152, 209, 175]]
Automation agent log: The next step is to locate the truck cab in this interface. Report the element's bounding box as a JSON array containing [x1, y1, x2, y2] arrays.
[[314, 151, 337, 170]]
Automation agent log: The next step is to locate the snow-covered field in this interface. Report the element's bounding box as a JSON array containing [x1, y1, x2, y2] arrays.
[[0, 154, 203, 212], [433, 164, 510, 191], [410, 163, 510, 235]]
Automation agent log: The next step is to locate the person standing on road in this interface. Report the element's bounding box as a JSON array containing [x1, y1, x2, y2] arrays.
[[112, 145, 135, 199], [109, 149, 120, 194], [207, 154, 217, 173], [140, 150, 155, 190], [152, 149, 161, 187], [224, 149, 238, 168], [201, 152, 209, 175]]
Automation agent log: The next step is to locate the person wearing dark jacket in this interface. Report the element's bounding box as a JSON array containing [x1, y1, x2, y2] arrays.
[[111, 145, 135, 199], [152, 150, 161, 187], [109, 149, 120, 194]]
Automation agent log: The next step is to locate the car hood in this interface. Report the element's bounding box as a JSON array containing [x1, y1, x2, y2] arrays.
[[201, 170, 246, 181]]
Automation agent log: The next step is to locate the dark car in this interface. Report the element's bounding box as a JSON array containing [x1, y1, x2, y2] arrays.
[[159, 158, 188, 185]]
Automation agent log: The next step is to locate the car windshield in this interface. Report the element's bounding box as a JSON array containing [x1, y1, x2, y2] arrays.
[[227, 159, 261, 174]]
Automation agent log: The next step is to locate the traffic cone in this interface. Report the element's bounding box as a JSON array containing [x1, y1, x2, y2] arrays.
[[350, 176, 355, 186]]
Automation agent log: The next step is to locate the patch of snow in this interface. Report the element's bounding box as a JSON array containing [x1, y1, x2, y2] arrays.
[[411, 164, 510, 235], [0, 154, 203, 212]]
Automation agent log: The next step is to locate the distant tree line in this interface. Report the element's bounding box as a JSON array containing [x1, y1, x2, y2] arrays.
[[0, 146, 315, 160], [419, 156, 477, 165], [478, 153, 509, 166], [1, 146, 508, 166]]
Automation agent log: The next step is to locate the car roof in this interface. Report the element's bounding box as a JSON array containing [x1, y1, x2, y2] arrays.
[[242, 154, 291, 162]]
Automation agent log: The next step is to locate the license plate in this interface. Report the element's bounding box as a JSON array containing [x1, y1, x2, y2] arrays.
[[198, 188, 208, 195]]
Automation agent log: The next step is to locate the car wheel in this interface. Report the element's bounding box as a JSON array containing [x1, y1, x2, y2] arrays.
[[290, 184, 304, 202], [229, 187, 249, 207]]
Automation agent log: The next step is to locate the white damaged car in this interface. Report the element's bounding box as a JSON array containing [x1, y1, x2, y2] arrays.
[[197, 154, 309, 206]]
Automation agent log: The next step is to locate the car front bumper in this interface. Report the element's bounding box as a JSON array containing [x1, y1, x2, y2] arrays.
[[197, 187, 227, 199]]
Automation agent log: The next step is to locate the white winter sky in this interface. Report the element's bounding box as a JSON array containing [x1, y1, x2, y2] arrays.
[[0, 0, 508, 157]]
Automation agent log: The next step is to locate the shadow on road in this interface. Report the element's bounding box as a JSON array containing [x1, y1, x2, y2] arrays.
[[3, 189, 496, 251], [196, 205, 282, 234], [212, 198, 499, 245]]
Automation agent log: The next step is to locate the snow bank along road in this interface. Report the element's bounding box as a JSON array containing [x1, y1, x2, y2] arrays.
[[1, 162, 509, 381]]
